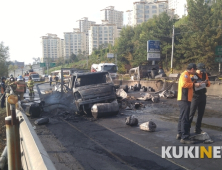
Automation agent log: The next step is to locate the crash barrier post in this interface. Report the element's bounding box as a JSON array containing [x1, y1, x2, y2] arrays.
[[6, 92, 11, 116], [16, 109, 56, 170], [5, 101, 22, 170]]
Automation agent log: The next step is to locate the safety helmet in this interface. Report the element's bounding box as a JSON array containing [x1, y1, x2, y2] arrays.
[[197, 63, 206, 73], [10, 74, 13, 77], [1, 77, 6, 81], [17, 75, 23, 81], [10, 77, 15, 82]]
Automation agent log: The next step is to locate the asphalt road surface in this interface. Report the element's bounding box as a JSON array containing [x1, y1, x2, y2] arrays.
[[27, 83, 222, 170]]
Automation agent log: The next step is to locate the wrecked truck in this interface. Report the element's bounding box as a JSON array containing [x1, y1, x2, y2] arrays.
[[69, 71, 118, 115]]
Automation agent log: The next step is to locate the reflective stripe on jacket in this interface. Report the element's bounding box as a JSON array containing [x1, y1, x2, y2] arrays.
[[27, 80, 34, 88], [15, 81, 26, 93], [177, 71, 194, 102]]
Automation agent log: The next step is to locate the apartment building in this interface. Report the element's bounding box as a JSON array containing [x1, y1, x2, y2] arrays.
[[168, 0, 214, 18], [64, 29, 87, 58], [101, 6, 123, 28], [77, 17, 96, 33], [88, 24, 121, 55], [133, 0, 173, 26], [41, 33, 63, 62]]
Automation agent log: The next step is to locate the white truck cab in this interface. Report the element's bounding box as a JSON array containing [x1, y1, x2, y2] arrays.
[[91, 63, 118, 79]]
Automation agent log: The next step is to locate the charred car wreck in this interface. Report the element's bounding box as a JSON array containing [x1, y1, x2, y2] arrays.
[[69, 72, 118, 116]]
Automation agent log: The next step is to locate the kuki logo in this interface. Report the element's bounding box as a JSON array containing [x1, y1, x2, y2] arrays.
[[162, 146, 222, 159]]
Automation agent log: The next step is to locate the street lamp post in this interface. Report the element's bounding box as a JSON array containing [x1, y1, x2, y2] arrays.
[[171, 25, 175, 73]]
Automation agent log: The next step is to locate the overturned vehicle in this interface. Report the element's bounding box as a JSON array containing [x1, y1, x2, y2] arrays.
[[69, 71, 119, 117]]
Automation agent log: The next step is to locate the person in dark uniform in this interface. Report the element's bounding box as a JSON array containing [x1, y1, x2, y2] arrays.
[[189, 63, 210, 134], [0, 77, 6, 108], [176, 63, 202, 144], [49, 76, 52, 86]]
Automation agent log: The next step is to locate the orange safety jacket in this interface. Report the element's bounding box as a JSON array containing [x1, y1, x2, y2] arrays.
[[177, 70, 194, 102], [190, 73, 210, 87], [15, 81, 26, 93]]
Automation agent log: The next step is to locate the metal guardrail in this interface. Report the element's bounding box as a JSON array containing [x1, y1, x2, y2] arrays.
[[17, 109, 56, 170]]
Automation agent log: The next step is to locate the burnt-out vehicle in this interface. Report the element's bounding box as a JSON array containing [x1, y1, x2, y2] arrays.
[[69, 71, 117, 114]]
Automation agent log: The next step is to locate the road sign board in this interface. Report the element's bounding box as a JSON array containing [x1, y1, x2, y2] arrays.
[[50, 63, 56, 67], [215, 46, 222, 55], [147, 40, 160, 53], [107, 53, 114, 58], [40, 63, 46, 67], [215, 57, 222, 62], [147, 53, 160, 61]]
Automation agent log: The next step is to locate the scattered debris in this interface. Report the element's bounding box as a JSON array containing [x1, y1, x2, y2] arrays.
[[116, 89, 127, 99], [34, 117, 49, 125], [25, 103, 44, 118], [119, 85, 129, 93], [134, 102, 144, 109], [158, 90, 177, 98], [125, 115, 138, 126], [91, 100, 119, 119], [151, 96, 160, 103], [190, 132, 214, 144], [140, 121, 157, 132]]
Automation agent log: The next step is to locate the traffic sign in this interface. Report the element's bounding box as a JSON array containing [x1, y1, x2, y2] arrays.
[[40, 63, 46, 67], [107, 53, 114, 58], [50, 63, 56, 67], [147, 40, 160, 53], [147, 53, 160, 61], [215, 46, 222, 55], [215, 57, 222, 62]]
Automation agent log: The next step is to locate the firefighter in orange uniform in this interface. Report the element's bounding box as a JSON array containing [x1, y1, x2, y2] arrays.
[[177, 63, 202, 144], [11, 75, 26, 100]]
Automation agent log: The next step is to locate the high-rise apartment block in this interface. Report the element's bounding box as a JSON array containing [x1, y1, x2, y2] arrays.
[[41, 33, 63, 62], [168, 0, 214, 18], [77, 17, 96, 33], [88, 24, 121, 55], [64, 29, 87, 58], [101, 6, 123, 28], [132, 0, 173, 26]]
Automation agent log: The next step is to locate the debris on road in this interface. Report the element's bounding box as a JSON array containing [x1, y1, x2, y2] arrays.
[[116, 89, 127, 99], [151, 96, 160, 103], [25, 103, 43, 118], [125, 115, 138, 126], [34, 117, 49, 125], [91, 100, 119, 119], [190, 132, 214, 144], [140, 121, 157, 132], [158, 90, 177, 99], [119, 85, 129, 93]]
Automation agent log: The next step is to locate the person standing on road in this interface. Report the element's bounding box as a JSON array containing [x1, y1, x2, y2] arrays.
[[0, 77, 6, 108], [49, 75, 52, 86], [54, 75, 59, 85], [27, 76, 35, 96], [177, 63, 202, 144], [189, 63, 210, 134]]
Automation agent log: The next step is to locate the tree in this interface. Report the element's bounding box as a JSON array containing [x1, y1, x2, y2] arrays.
[[176, 0, 217, 68], [0, 42, 10, 76], [70, 53, 78, 62]]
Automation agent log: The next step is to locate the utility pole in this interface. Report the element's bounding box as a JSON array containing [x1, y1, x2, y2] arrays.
[[171, 25, 175, 74]]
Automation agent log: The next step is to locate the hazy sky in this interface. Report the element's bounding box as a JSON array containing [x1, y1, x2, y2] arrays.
[[0, 0, 135, 65]]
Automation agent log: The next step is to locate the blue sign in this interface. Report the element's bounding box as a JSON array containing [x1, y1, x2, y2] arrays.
[[147, 40, 160, 53]]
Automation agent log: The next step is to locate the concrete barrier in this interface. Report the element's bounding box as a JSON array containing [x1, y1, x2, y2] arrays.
[[17, 109, 56, 170], [114, 79, 222, 96]]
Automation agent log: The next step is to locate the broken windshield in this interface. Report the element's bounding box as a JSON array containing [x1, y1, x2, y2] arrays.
[[102, 65, 117, 73], [75, 73, 112, 87]]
